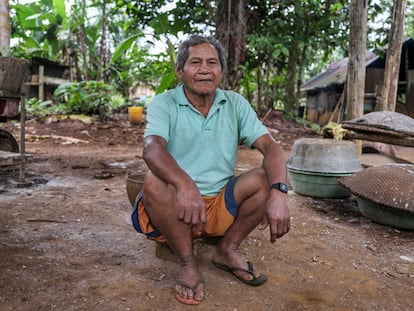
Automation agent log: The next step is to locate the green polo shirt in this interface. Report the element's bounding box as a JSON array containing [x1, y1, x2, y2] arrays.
[[144, 84, 268, 196]]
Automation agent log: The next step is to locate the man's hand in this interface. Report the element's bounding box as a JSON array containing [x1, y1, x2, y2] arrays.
[[176, 185, 206, 232], [258, 192, 290, 243]]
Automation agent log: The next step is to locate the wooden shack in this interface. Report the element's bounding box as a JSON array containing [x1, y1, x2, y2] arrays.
[[300, 38, 414, 125], [0, 57, 31, 180], [24, 57, 71, 101]]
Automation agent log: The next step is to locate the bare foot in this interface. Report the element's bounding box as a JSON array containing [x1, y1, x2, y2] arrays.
[[212, 248, 266, 285], [175, 263, 204, 305]]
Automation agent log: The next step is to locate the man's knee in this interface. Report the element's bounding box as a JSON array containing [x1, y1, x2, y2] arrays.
[[246, 167, 269, 190], [234, 167, 269, 202]]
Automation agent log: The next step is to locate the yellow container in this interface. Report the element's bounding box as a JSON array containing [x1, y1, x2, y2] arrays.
[[128, 106, 143, 124]]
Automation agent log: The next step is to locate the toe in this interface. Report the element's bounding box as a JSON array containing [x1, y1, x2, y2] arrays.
[[175, 284, 192, 299], [194, 282, 204, 301], [175, 281, 204, 305]]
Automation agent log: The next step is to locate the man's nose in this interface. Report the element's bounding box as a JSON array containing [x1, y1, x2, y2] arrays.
[[199, 61, 211, 72]]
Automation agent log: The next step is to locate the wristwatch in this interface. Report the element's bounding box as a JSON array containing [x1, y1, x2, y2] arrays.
[[270, 182, 288, 193]]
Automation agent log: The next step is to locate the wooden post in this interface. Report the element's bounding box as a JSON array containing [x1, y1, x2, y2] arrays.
[[19, 94, 26, 182], [346, 0, 368, 155], [38, 64, 44, 101], [346, 0, 368, 121], [379, 0, 407, 111]]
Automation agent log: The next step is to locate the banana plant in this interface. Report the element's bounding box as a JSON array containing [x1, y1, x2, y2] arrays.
[[10, 0, 67, 59]]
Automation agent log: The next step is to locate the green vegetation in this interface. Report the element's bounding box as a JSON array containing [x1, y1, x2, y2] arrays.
[[6, 0, 414, 119], [53, 81, 124, 119]]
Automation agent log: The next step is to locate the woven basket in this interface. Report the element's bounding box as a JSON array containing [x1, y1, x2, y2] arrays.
[[339, 164, 414, 213], [126, 173, 146, 207]]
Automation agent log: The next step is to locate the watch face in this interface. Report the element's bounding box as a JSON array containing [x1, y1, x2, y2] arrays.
[[279, 183, 288, 193], [271, 183, 288, 193]]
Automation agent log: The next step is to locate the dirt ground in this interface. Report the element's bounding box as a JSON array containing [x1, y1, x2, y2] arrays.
[[1, 111, 413, 311]]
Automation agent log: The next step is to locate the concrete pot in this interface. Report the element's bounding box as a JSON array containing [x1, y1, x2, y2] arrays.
[[357, 198, 414, 230], [288, 138, 362, 174], [287, 138, 362, 198], [288, 168, 352, 198]]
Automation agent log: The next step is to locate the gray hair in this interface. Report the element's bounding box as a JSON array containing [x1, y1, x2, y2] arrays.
[[176, 35, 227, 71]]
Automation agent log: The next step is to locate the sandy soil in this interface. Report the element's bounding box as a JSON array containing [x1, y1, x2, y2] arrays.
[[0, 112, 413, 311]]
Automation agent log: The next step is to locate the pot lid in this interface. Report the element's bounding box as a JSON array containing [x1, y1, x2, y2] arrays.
[[342, 111, 414, 137], [339, 164, 414, 213]]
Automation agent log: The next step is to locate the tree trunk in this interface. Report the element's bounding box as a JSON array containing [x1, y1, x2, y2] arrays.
[[99, 1, 108, 82], [0, 0, 10, 53], [379, 0, 407, 111], [215, 0, 247, 90], [345, 0, 368, 121], [256, 67, 261, 114], [285, 41, 298, 114], [265, 67, 272, 110], [78, 0, 89, 81], [296, 43, 307, 118]]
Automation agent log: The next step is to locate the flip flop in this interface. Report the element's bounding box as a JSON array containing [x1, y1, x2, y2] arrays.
[[175, 279, 204, 305], [212, 260, 267, 286]]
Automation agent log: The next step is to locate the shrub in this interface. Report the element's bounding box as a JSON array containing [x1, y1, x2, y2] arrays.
[[54, 81, 123, 119]]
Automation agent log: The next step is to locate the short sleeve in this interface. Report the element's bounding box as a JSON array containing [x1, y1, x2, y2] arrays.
[[236, 95, 268, 148], [144, 92, 173, 142]]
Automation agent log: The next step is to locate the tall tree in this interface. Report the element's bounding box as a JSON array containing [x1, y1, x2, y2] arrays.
[[379, 0, 407, 111], [215, 0, 247, 90], [98, 0, 109, 82], [0, 0, 10, 54], [244, 1, 349, 115], [346, 0, 368, 120], [77, 0, 89, 81]]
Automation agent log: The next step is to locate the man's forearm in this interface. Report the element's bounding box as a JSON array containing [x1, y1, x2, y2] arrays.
[[263, 143, 287, 186]]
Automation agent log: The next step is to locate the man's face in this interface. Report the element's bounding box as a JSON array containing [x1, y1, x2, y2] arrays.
[[176, 42, 223, 97]]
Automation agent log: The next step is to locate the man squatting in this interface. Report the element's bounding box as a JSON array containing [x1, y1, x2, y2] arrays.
[[131, 34, 290, 305]]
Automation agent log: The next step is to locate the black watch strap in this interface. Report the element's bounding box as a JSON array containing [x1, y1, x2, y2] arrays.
[[270, 182, 288, 193]]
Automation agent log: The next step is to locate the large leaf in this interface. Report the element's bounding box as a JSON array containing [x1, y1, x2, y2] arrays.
[[53, 0, 67, 27], [155, 70, 175, 94], [111, 33, 142, 63], [23, 37, 41, 49], [149, 13, 170, 35]]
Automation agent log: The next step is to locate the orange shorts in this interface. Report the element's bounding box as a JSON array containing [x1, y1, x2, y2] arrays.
[[131, 177, 239, 243]]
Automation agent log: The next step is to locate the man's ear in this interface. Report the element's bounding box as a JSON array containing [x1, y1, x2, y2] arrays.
[[175, 65, 183, 78]]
